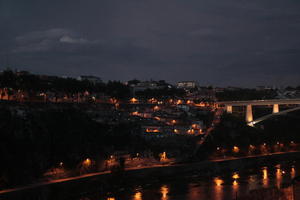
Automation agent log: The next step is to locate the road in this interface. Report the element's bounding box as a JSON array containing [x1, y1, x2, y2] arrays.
[[217, 98, 300, 106], [193, 107, 223, 155]]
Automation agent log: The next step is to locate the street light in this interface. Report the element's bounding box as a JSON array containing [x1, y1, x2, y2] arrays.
[[83, 158, 91, 167], [233, 146, 240, 153]]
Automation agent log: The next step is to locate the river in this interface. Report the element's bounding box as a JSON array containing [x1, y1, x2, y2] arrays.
[[69, 161, 300, 200]]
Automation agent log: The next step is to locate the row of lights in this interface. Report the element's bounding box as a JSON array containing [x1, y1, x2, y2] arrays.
[[56, 151, 168, 170], [129, 97, 211, 106], [216, 141, 297, 153]]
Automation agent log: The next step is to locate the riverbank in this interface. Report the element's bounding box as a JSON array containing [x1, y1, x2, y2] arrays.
[[1, 151, 300, 199]]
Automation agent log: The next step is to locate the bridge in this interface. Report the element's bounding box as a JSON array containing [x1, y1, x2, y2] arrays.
[[217, 99, 300, 126]]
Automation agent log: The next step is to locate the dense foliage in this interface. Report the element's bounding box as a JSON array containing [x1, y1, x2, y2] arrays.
[[0, 104, 144, 187], [0, 70, 131, 99]]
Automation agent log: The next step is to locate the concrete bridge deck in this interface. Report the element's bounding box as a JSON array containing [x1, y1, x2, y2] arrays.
[[216, 98, 300, 125], [217, 99, 300, 106]]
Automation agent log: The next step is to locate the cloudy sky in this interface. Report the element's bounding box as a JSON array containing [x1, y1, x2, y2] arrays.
[[0, 0, 300, 87]]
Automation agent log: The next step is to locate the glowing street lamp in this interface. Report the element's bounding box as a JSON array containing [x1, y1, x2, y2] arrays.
[[153, 106, 160, 111], [176, 100, 182, 104], [83, 158, 91, 167], [130, 97, 138, 103], [233, 146, 239, 153], [214, 177, 224, 186], [232, 172, 240, 179]]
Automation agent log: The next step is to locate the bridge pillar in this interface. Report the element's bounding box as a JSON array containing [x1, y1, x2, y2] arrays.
[[226, 105, 233, 113], [246, 104, 253, 123], [273, 104, 279, 113]]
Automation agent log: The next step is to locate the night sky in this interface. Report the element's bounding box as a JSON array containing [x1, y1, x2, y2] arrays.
[[0, 0, 300, 87]]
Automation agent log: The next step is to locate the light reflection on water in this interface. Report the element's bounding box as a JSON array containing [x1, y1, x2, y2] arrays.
[[160, 185, 169, 200], [262, 166, 268, 188], [133, 191, 142, 200], [276, 167, 282, 188], [291, 166, 296, 179], [80, 163, 298, 200]]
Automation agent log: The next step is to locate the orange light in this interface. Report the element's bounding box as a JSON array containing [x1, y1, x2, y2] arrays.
[[214, 177, 224, 186], [291, 167, 296, 178], [176, 100, 182, 104], [83, 158, 91, 166], [131, 111, 139, 116], [187, 100, 193, 104], [146, 128, 159, 133], [187, 129, 195, 134], [160, 152, 167, 161], [232, 172, 239, 179], [263, 167, 268, 179], [110, 98, 117, 104], [233, 180, 238, 186], [276, 168, 282, 180], [130, 98, 138, 103], [133, 192, 142, 200], [160, 185, 169, 199], [233, 146, 239, 153], [153, 106, 160, 111], [154, 117, 161, 121], [194, 102, 206, 107], [148, 98, 157, 103]]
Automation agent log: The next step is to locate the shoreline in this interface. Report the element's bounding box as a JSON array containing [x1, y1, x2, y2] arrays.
[[1, 151, 300, 199]]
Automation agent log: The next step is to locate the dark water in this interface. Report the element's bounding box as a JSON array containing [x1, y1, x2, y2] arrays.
[[74, 162, 299, 200]]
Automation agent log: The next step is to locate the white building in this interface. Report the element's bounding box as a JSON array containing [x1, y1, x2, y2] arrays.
[[177, 81, 199, 89]]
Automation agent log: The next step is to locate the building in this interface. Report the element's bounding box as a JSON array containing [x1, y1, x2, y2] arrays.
[[132, 81, 165, 92], [177, 81, 199, 89]]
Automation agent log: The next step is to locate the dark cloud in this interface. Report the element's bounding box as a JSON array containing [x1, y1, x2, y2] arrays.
[[0, 0, 300, 86], [13, 28, 98, 53]]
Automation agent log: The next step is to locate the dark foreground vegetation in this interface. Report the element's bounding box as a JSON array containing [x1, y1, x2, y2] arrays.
[[0, 103, 145, 188], [0, 102, 197, 189]]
